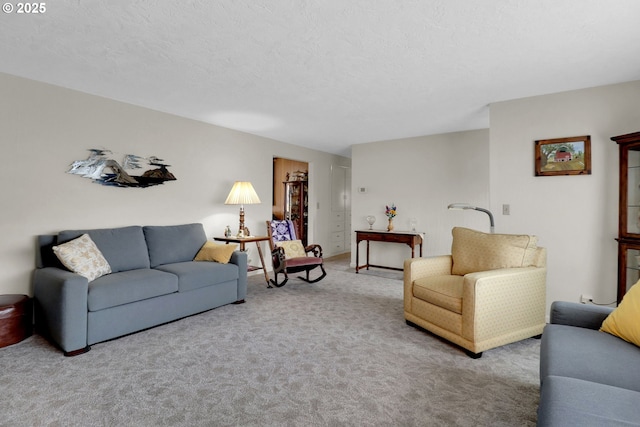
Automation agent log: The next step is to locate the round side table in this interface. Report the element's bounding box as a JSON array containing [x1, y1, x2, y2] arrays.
[[0, 294, 32, 348]]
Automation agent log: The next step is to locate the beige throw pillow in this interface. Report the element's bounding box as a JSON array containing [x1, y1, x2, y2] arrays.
[[275, 240, 307, 259], [451, 227, 538, 276], [53, 234, 112, 281], [194, 241, 237, 264]]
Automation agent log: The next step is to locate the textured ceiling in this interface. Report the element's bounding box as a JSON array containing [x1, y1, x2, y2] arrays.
[[2, 1, 640, 157]]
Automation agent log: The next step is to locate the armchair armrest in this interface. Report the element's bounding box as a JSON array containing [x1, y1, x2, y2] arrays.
[[549, 301, 613, 330], [404, 256, 453, 312], [462, 266, 547, 342], [404, 256, 453, 282], [33, 267, 89, 354]]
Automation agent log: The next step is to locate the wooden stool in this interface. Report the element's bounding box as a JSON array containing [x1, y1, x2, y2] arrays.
[[0, 295, 32, 348]]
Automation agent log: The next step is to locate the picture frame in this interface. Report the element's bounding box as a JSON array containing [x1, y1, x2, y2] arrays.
[[534, 135, 591, 176]]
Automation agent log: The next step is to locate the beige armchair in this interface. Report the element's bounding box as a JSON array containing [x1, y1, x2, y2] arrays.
[[404, 227, 546, 358]]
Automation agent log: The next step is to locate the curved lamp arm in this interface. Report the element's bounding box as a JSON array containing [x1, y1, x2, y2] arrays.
[[447, 203, 495, 233]]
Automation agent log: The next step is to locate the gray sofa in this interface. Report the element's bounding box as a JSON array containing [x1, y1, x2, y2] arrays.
[[538, 301, 640, 426], [33, 223, 247, 356]]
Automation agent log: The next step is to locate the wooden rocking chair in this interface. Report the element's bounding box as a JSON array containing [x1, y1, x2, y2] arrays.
[[265, 220, 327, 287]]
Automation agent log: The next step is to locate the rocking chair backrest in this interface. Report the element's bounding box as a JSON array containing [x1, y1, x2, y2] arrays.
[[266, 220, 297, 252]]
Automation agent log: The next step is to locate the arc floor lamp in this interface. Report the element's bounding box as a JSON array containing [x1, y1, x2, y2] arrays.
[[448, 203, 495, 233]]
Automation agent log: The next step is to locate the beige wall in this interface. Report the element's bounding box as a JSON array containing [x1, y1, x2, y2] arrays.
[[0, 73, 350, 295], [351, 129, 491, 269], [490, 80, 640, 308], [352, 79, 640, 314], [5, 71, 638, 311]]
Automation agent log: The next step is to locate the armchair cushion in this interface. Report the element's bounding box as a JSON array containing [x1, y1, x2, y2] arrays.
[[275, 240, 307, 259], [413, 275, 464, 314], [451, 227, 539, 275]]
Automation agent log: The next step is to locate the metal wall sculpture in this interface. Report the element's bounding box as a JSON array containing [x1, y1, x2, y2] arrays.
[[68, 149, 176, 188]]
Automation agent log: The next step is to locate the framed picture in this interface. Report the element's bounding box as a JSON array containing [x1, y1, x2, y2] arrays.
[[534, 135, 591, 176]]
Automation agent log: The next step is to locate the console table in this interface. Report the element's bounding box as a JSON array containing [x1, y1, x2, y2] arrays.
[[355, 230, 424, 273]]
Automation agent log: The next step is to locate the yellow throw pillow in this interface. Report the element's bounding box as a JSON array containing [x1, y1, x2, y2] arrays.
[[53, 234, 112, 281], [451, 227, 538, 276], [275, 240, 307, 259], [600, 281, 640, 347], [194, 241, 237, 264]]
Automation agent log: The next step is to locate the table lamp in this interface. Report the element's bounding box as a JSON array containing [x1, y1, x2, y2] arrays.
[[225, 181, 261, 237], [448, 203, 495, 233]]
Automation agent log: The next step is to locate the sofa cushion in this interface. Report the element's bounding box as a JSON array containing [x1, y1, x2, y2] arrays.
[[194, 241, 238, 264], [541, 323, 640, 392], [88, 269, 178, 311], [155, 261, 239, 293], [412, 275, 464, 314], [52, 234, 112, 281], [143, 224, 207, 267], [451, 227, 538, 276], [58, 226, 150, 273], [537, 375, 640, 427], [601, 280, 640, 347]]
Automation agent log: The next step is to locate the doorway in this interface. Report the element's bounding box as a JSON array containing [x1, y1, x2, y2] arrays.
[[273, 157, 309, 245]]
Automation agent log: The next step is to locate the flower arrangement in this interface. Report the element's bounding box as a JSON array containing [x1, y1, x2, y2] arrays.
[[385, 204, 397, 219]]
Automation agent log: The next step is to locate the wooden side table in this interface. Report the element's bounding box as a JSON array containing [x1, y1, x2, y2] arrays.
[[0, 294, 32, 348], [214, 236, 271, 287], [355, 230, 424, 272]]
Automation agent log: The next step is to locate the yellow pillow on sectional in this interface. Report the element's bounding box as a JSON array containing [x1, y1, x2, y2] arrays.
[[275, 240, 307, 259], [194, 241, 237, 264], [600, 281, 640, 347], [451, 227, 538, 276]]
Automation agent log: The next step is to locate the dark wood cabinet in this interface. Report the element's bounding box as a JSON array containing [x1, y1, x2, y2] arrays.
[[284, 180, 308, 246], [612, 131, 640, 303]]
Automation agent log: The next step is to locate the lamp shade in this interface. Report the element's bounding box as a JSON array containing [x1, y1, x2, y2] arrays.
[[224, 181, 261, 205]]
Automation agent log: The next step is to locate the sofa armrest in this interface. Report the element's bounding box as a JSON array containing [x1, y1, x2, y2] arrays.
[[33, 267, 89, 354], [229, 250, 248, 301], [549, 301, 613, 330], [462, 267, 547, 342]]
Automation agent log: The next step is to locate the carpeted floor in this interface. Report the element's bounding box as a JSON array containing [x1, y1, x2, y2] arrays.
[[0, 256, 541, 426]]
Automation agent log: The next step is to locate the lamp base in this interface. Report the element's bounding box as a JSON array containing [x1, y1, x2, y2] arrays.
[[237, 206, 245, 237]]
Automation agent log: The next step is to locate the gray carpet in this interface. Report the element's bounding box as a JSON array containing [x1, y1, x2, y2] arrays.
[[0, 256, 540, 426]]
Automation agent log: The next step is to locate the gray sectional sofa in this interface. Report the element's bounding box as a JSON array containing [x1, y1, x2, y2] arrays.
[[538, 301, 640, 426], [33, 223, 247, 356]]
